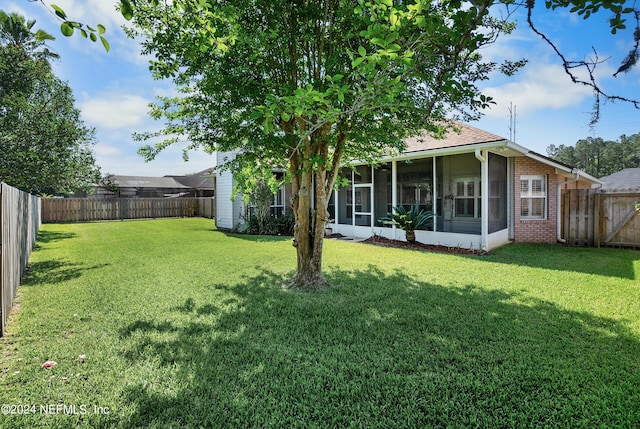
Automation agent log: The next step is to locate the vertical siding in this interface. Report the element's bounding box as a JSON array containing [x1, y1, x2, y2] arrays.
[[215, 168, 235, 229], [215, 151, 245, 229]]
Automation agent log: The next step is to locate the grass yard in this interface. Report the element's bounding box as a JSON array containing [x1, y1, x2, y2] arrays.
[[1, 218, 639, 428]]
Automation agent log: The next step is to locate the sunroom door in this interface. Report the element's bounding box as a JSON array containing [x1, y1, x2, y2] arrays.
[[353, 184, 373, 228]]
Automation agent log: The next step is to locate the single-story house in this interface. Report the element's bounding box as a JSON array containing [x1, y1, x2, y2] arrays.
[[91, 169, 215, 198], [598, 168, 640, 193], [170, 169, 216, 197], [215, 123, 601, 251]]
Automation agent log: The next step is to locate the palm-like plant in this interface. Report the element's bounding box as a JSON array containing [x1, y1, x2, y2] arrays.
[[0, 11, 58, 63], [379, 204, 434, 243]]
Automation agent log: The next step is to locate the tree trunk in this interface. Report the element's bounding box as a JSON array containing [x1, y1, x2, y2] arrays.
[[288, 166, 329, 289], [405, 230, 416, 243], [285, 125, 346, 290]]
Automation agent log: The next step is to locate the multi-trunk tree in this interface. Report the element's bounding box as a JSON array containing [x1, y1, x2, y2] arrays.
[[129, 0, 520, 288]]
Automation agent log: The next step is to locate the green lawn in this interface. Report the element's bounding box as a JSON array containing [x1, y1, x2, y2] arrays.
[[1, 218, 639, 428]]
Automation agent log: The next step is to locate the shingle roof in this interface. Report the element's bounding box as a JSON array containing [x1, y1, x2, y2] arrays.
[[170, 168, 216, 190], [112, 176, 191, 189], [403, 122, 506, 154], [598, 168, 640, 191]]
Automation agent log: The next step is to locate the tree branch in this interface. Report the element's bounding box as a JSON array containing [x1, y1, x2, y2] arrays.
[[526, 1, 640, 126]]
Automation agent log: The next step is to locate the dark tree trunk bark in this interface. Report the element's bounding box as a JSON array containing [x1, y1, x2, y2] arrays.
[[288, 161, 329, 289], [285, 125, 347, 289]]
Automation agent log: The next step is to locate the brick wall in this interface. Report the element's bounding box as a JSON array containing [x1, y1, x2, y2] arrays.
[[513, 157, 595, 243], [513, 157, 559, 243]]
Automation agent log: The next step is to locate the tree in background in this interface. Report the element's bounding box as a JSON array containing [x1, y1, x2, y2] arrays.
[[547, 133, 640, 178], [0, 10, 101, 195]]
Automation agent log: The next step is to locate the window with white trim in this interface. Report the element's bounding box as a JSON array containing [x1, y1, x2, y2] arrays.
[[271, 185, 286, 217], [454, 177, 481, 218], [520, 175, 547, 219]]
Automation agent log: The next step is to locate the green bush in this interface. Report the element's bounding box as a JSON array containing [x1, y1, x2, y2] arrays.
[[378, 204, 434, 242], [241, 213, 295, 236]]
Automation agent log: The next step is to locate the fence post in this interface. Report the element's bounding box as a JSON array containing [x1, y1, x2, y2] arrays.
[[594, 192, 601, 248]]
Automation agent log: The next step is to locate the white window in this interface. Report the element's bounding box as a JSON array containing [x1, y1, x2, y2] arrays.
[[271, 185, 286, 217], [520, 175, 547, 219], [454, 177, 481, 218]]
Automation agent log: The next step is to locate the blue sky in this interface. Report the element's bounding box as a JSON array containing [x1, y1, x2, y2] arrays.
[[6, 1, 640, 177]]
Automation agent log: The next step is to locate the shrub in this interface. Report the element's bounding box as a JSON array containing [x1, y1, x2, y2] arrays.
[[379, 204, 434, 242], [239, 213, 295, 236]]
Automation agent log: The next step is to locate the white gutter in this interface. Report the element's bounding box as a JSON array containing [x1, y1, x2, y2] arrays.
[[556, 170, 580, 243]]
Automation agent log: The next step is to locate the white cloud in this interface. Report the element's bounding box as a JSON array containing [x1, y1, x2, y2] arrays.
[[44, 0, 128, 32], [79, 92, 151, 129], [97, 146, 216, 177], [94, 143, 122, 157], [481, 63, 595, 117], [5, 2, 29, 18]]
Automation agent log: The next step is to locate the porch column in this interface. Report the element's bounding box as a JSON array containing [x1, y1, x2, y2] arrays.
[[391, 160, 398, 240], [475, 149, 489, 251]]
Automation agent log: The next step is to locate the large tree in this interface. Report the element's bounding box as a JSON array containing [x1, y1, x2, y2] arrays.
[[0, 10, 100, 195], [128, 0, 521, 288]]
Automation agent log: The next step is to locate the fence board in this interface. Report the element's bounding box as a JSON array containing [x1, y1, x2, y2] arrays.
[[1, 183, 41, 336], [41, 197, 215, 223], [562, 189, 597, 247]]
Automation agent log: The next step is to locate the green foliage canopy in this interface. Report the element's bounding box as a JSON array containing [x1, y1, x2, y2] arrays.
[[547, 133, 640, 178], [0, 10, 100, 195]]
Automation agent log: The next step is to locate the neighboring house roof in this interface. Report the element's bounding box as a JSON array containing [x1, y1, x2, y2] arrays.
[[598, 168, 640, 192], [111, 175, 191, 189], [170, 168, 216, 190]]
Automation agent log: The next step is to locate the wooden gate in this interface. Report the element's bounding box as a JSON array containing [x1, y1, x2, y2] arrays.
[[562, 189, 640, 248], [597, 193, 640, 247]]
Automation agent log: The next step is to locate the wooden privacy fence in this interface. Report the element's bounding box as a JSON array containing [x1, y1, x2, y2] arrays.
[[1, 183, 41, 336], [562, 189, 640, 248], [42, 197, 215, 223]]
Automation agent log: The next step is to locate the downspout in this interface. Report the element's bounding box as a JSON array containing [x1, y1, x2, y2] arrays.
[[557, 170, 580, 243], [475, 149, 488, 252]]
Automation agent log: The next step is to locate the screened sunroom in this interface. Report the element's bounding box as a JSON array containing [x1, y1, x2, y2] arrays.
[[327, 150, 511, 251]]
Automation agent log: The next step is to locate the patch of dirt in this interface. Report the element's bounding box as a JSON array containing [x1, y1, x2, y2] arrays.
[[325, 233, 345, 239], [363, 235, 481, 255]]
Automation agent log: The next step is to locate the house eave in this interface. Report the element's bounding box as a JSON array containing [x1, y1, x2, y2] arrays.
[[522, 151, 602, 185], [351, 139, 511, 165]]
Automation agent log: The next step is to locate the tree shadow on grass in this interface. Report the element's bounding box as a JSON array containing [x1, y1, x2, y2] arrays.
[[24, 260, 110, 286], [219, 230, 294, 243], [34, 230, 77, 246], [108, 268, 640, 428]]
